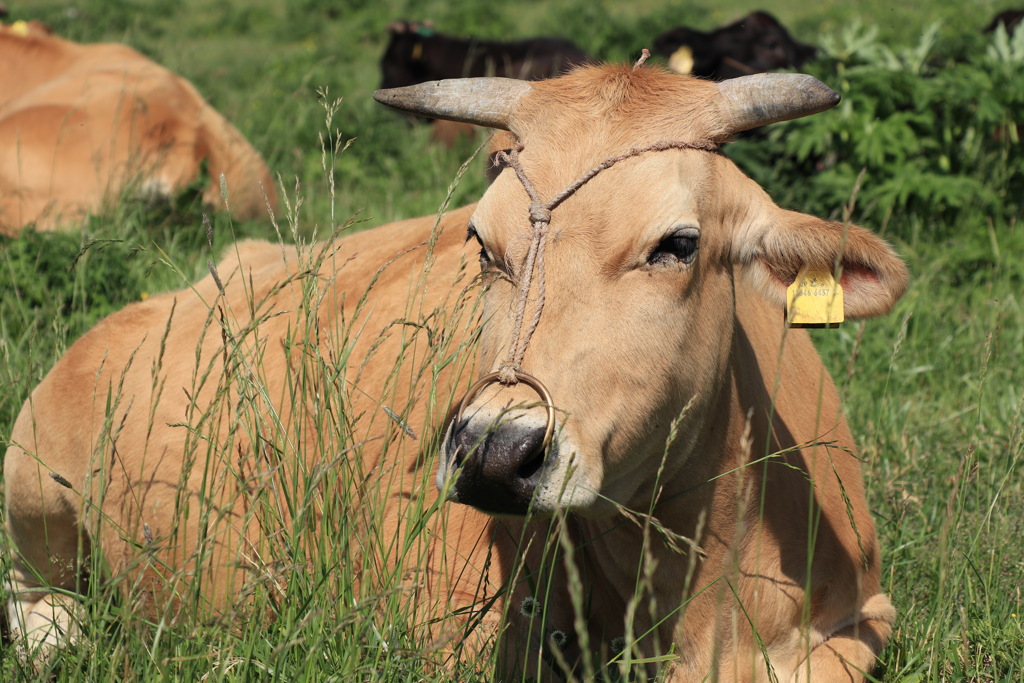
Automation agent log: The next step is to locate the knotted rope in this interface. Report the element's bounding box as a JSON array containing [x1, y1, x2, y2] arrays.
[[493, 138, 720, 385]]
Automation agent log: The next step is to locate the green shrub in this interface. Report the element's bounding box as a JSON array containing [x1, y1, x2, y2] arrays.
[[727, 22, 1024, 240]]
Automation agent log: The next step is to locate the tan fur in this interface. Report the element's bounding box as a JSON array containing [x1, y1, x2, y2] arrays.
[[430, 119, 479, 147], [0, 28, 276, 234], [4, 64, 907, 680]]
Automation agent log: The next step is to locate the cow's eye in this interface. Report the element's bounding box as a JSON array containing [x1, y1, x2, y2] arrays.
[[466, 224, 492, 267], [649, 229, 699, 267]]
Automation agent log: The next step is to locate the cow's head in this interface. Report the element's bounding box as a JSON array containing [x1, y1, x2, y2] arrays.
[[379, 20, 437, 91], [375, 65, 908, 517], [654, 12, 818, 80], [721, 11, 818, 77]]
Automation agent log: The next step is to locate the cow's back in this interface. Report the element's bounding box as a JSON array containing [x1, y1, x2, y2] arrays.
[[0, 30, 276, 233], [5, 204, 481, 618]]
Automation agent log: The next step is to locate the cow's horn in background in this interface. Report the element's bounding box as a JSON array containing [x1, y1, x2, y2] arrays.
[[373, 78, 532, 130], [715, 73, 840, 133]]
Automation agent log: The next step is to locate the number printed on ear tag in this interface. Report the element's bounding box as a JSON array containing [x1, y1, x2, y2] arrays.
[[786, 268, 844, 329]]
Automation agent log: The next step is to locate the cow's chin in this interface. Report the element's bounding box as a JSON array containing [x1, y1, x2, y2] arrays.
[[436, 434, 608, 518]]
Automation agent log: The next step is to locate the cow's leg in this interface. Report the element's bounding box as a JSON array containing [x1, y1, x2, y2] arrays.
[[6, 559, 83, 656], [792, 593, 895, 683], [4, 443, 88, 658]]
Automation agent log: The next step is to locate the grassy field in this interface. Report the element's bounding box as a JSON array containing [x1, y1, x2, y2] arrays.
[[2, 0, 1023, 680]]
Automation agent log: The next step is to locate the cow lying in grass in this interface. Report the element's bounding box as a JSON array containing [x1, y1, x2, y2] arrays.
[[5, 62, 907, 680], [0, 23, 276, 233]]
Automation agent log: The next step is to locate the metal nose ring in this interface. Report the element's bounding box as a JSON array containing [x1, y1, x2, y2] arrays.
[[451, 371, 557, 460]]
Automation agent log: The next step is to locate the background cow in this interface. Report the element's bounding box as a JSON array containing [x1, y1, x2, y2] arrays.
[[653, 11, 818, 80], [380, 20, 590, 90], [984, 8, 1024, 34], [0, 25, 276, 234], [380, 20, 591, 146], [6, 62, 907, 681]]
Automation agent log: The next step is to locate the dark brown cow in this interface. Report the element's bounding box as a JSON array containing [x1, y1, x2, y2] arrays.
[[0, 24, 276, 233], [653, 11, 818, 80], [380, 20, 590, 90], [984, 8, 1024, 34], [6, 63, 907, 681], [380, 20, 591, 146]]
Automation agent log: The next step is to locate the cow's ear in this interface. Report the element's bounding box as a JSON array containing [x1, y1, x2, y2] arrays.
[[734, 207, 909, 319]]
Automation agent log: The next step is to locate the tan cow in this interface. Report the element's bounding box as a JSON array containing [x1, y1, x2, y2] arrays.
[[4, 63, 908, 681], [0, 23, 276, 234]]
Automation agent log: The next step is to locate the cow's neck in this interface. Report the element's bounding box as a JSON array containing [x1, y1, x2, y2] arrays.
[[572, 379, 741, 625], [532, 308, 780, 665]]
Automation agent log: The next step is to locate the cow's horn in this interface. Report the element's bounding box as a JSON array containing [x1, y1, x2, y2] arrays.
[[373, 78, 533, 130], [716, 73, 840, 133]]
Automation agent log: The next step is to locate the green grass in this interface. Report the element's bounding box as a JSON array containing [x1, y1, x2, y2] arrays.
[[2, 0, 1023, 679]]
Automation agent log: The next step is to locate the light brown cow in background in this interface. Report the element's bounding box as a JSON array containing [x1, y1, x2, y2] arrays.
[[0, 22, 276, 234], [5, 63, 907, 681]]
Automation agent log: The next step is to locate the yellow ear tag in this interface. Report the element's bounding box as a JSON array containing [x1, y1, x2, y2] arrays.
[[10, 21, 31, 36], [669, 45, 694, 74], [411, 42, 423, 60], [786, 268, 844, 328]]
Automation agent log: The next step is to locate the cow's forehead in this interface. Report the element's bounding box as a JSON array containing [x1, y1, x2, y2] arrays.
[[513, 66, 725, 150], [478, 67, 727, 205]]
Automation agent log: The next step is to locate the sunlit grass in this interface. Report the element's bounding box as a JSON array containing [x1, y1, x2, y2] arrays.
[[2, 0, 1023, 680]]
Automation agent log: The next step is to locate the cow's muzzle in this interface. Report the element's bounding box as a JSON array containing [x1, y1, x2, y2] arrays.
[[441, 371, 556, 515]]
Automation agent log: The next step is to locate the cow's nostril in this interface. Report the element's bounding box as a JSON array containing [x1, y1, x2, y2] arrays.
[[516, 443, 546, 481], [511, 423, 547, 482], [449, 418, 473, 468]]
